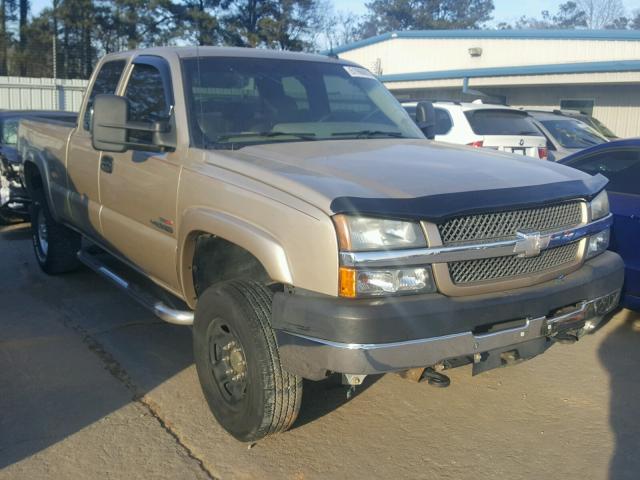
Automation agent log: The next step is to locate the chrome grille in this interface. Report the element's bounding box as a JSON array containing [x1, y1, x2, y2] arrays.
[[448, 243, 580, 284], [438, 202, 583, 245]]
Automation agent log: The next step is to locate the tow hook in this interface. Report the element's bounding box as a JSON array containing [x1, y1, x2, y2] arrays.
[[419, 367, 451, 388], [398, 365, 451, 388]]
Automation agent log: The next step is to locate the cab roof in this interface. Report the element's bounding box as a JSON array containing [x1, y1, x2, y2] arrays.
[[104, 46, 356, 66]]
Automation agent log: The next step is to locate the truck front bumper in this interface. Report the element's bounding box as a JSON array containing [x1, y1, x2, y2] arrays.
[[273, 251, 624, 379]]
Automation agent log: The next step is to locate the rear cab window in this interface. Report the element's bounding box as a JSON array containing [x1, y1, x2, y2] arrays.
[[83, 60, 126, 130], [464, 109, 540, 136]]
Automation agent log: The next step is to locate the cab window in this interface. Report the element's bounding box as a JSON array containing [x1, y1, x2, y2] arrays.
[[83, 60, 126, 131], [124, 63, 170, 144]]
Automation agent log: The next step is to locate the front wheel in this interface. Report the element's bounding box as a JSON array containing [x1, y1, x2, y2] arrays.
[[30, 195, 81, 274], [193, 280, 302, 442]]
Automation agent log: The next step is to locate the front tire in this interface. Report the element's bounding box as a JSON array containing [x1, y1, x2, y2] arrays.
[[30, 194, 81, 274], [193, 280, 302, 442]]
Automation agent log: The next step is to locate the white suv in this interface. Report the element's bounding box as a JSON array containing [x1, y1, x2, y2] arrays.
[[403, 100, 548, 160]]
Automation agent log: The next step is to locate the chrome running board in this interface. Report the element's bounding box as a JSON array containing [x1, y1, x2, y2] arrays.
[[77, 250, 194, 326]]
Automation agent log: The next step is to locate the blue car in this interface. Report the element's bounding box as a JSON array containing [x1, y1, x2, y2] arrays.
[[561, 139, 640, 310]]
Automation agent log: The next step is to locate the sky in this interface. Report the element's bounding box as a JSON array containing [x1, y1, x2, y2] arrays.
[[27, 0, 640, 24], [332, 0, 640, 25]]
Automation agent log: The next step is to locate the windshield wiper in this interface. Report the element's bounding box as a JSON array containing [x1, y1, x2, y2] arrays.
[[215, 131, 317, 142], [331, 130, 406, 139]]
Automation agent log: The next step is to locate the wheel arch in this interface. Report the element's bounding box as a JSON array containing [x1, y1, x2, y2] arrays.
[[22, 150, 59, 220], [178, 208, 293, 308]]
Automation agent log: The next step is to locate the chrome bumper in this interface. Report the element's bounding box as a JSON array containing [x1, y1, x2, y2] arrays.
[[276, 289, 620, 378]]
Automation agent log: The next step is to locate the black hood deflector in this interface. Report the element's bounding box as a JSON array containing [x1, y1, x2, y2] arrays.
[[330, 174, 608, 223]]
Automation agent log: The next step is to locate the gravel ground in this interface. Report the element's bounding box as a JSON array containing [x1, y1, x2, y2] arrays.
[[1, 222, 639, 480]]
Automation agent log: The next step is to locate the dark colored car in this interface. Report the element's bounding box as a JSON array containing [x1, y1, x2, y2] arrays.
[[561, 139, 640, 310], [0, 110, 77, 223]]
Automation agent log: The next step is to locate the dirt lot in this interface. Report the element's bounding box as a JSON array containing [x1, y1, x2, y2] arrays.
[[1, 221, 639, 480]]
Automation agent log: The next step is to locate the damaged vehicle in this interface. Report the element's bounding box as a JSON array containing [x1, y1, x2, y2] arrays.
[[18, 47, 624, 442], [0, 110, 76, 223]]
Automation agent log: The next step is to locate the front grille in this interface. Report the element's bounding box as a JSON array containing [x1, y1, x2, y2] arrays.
[[438, 201, 583, 245], [448, 243, 580, 284]]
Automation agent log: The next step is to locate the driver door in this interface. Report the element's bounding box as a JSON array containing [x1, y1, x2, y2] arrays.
[[98, 56, 181, 291]]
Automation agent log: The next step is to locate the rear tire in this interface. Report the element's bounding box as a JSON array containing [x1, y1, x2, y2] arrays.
[[193, 280, 302, 442], [30, 193, 81, 274]]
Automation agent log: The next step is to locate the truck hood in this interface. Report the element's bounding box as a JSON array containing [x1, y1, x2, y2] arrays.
[[210, 139, 606, 221]]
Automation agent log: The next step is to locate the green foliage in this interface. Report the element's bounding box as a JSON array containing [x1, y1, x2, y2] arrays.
[[359, 0, 495, 37], [1, 0, 328, 78]]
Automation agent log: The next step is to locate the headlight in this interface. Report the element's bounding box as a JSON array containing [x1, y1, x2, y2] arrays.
[[586, 229, 610, 259], [589, 190, 609, 220], [339, 265, 436, 298], [333, 215, 427, 251]]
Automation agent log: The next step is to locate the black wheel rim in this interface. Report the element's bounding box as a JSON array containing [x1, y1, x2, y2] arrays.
[[208, 320, 248, 405]]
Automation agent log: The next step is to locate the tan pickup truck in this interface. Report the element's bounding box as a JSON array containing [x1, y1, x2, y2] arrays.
[[18, 47, 623, 442]]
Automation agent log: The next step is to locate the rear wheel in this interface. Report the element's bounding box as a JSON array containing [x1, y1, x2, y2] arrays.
[[30, 194, 81, 274], [193, 280, 302, 442]]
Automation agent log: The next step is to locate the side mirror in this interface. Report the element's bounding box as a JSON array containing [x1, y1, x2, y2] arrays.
[[415, 101, 436, 139], [91, 94, 177, 153], [91, 94, 129, 152]]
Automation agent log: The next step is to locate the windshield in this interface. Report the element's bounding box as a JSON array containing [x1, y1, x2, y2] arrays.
[[182, 57, 423, 149], [464, 109, 540, 136], [540, 119, 607, 149], [588, 116, 617, 138]]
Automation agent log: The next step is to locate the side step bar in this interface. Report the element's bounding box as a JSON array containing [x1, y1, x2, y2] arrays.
[[77, 250, 194, 326]]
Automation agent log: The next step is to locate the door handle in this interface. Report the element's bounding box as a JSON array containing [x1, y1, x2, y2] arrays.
[[100, 155, 113, 174]]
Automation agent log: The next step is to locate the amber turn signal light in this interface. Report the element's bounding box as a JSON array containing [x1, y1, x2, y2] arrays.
[[339, 267, 356, 298]]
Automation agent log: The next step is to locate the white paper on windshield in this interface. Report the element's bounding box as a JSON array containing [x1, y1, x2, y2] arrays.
[[343, 66, 376, 79]]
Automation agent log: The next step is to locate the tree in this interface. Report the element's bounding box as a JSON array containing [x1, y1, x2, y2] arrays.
[[0, 0, 17, 75], [18, 0, 27, 74], [514, 2, 587, 29], [322, 9, 362, 51], [261, 0, 324, 50], [222, 0, 323, 50], [359, 0, 495, 37], [576, 0, 625, 28], [174, 0, 222, 46]]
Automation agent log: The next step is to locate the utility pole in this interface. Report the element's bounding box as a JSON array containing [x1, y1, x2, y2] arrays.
[[52, 33, 57, 80]]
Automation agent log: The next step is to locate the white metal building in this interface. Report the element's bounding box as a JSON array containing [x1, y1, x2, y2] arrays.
[[332, 30, 640, 137]]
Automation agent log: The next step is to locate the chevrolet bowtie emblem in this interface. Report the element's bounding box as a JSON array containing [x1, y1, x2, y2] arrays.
[[513, 231, 550, 258]]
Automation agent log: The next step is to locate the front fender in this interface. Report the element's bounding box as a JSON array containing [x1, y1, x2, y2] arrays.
[[178, 207, 293, 307]]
